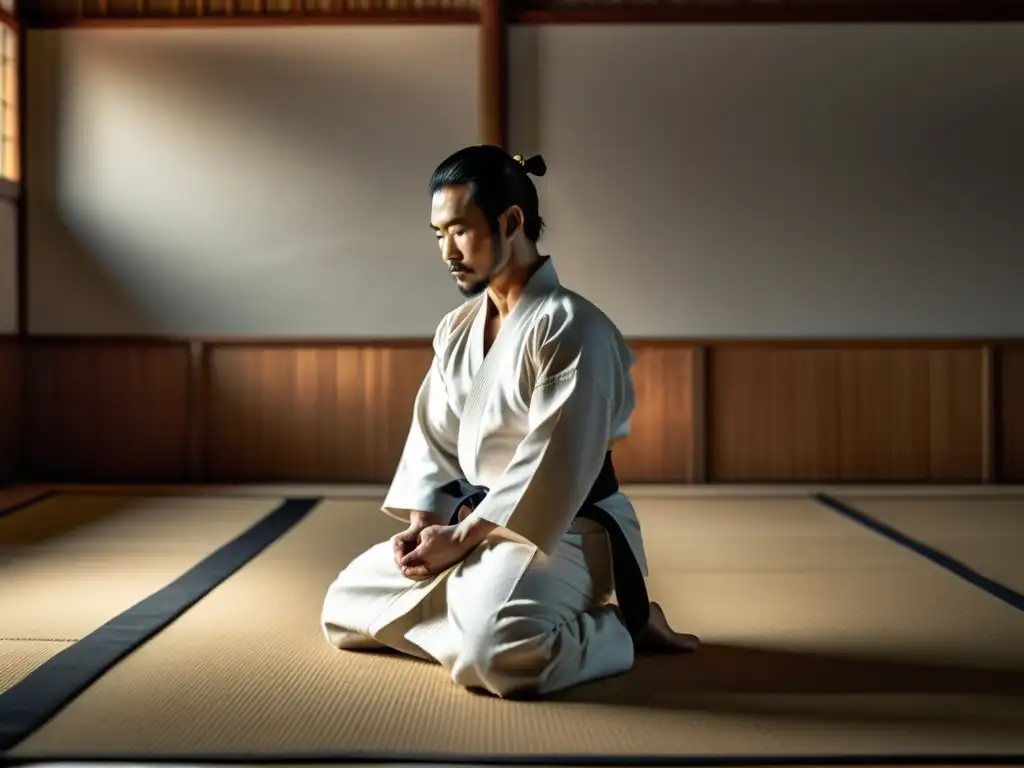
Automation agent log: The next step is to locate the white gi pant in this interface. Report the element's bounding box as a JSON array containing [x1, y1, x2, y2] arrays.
[[320, 518, 636, 698]]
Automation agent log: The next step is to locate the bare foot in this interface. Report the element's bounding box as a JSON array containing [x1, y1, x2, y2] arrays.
[[634, 602, 700, 654]]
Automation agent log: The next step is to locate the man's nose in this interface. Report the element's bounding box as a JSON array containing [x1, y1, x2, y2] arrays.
[[441, 236, 460, 263]]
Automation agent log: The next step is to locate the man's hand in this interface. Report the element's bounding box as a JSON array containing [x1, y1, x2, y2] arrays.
[[392, 511, 443, 571], [399, 517, 497, 580]]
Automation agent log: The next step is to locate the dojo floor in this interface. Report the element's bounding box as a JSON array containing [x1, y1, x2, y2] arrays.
[[2, 483, 1024, 765]]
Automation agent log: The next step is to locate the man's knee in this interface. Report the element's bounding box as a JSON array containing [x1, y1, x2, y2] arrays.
[[450, 610, 560, 698], [321, 540, 401, 648]]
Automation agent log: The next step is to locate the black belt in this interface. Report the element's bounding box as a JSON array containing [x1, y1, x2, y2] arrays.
[[437, 452, 651, 638]]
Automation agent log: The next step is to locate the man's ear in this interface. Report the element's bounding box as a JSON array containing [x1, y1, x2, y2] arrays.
[[505, 206, 525, 239]]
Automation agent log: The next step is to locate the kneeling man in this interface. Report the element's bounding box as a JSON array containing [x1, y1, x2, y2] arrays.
[[321, 145, 697, 698]]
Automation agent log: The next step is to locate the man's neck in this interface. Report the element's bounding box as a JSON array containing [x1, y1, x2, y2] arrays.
[[487, 247, 545, 320]]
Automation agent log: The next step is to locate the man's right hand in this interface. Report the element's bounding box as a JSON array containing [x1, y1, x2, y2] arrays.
[[392, 511, 444, 570]]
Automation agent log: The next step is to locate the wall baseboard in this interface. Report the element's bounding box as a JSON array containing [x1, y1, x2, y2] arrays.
[[11, 335, 1024, 485]]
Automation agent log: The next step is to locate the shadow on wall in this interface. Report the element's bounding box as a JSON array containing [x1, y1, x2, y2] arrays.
[[29, 35, 156, 334], [31, 27, 471, 337], [23, 28, 481, 483]]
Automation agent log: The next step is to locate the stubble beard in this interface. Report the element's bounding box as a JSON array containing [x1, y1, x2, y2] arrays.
[[456, 274, 490, 297], [452, 240, 505, 298]]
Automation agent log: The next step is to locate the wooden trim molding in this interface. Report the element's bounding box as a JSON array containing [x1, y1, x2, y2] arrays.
[[25, 334, 1020, 349], [25, 0, 1024, 27], [26, 12, 480, 28], [11, 335, 1024, 485]]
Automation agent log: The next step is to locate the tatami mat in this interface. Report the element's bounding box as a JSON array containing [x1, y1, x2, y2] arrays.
[[0, 641, 73, 694], [829, 494, 1024, 595], [0, 493, 284, 691], [640, 497, 1024, 669], [9, 493, 1024, 759]]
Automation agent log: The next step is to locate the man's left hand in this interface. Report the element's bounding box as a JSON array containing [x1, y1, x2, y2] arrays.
[[399, 524, 476, 580]]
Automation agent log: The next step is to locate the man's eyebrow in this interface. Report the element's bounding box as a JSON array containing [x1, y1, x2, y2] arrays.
[[432, 217, 469, 231]]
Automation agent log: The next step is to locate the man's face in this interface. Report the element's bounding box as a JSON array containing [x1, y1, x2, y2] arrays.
[[430, 184, 502, 298]]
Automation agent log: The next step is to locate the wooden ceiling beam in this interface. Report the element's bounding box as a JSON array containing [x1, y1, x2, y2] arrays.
[[25, 0, 1024, 27], [514, 1, 1024, 24]]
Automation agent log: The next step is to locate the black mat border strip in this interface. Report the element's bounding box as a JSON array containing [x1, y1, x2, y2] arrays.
[[0, 489, 381, 502], [0, 490, 57, 518], [813, 493, 1024, 612], [0, 496, 324, 752], [2, 753, 1023, 766], [819, 494, 1024, 502], [5, 489, 311, 501]]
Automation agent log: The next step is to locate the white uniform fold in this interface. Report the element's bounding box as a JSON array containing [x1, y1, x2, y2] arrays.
[[322, 258, 649, 697]]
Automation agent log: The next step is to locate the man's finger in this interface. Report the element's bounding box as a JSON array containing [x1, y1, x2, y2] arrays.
[[400, 547, 423, 567], [402, 565, 431, 580]]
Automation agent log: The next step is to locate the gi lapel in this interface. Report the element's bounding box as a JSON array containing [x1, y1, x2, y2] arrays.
[[456, 258, 561, 481]]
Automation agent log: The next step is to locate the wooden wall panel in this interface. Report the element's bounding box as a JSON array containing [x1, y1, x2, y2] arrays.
[[613, 344, 694, 482], [999, 344, 1024, 482], [710, 345, 984, 483], [202, 341, 695, 484], [22, 340, 192, 482], [0, 337, 19, 484], [203, 343, 434, 482], [709, 347, 842, 482], [16, 337, 1019, 485], [836, 348, 983, 482]]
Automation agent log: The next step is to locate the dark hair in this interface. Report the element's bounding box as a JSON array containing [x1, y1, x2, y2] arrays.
[[428, 145, 547, 242]]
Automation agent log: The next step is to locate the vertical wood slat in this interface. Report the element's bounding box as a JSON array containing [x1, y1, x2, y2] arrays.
[[186, 341, 206, 482], [998, 344, 1024, 483], [479, 0, 507, 147], [689, 345, 707, 483], [981, 344, 996, 483], [0, 337, 19, 484]]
